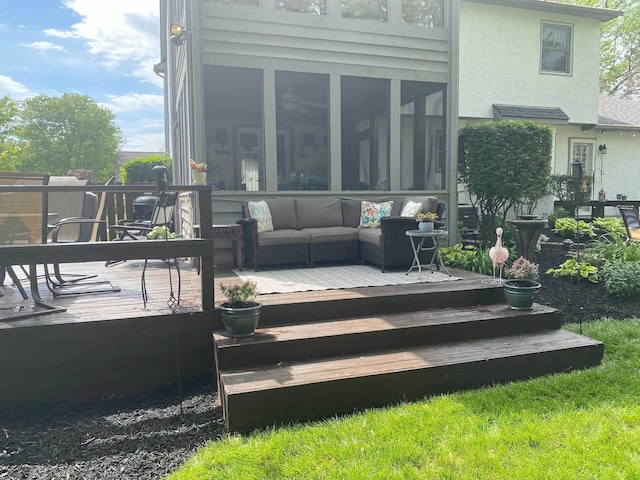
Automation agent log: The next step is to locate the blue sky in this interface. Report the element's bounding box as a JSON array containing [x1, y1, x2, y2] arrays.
[[0, 0, 164, 152]]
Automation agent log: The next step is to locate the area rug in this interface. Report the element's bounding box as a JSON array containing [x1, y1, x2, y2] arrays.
[[232, 264, 460, 294]]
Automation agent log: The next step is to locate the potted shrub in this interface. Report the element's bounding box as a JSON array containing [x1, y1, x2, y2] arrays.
[[502, 256, 541, 310], [416, 211, 437, 232], [219, 280, 261, 337]]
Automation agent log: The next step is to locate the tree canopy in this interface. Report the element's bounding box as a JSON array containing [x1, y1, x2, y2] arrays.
[[558, 0, 640, 98], [15, 93, 124, 181]]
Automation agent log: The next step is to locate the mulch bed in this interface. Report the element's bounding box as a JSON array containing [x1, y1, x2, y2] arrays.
[[3, 249, 639, 479]]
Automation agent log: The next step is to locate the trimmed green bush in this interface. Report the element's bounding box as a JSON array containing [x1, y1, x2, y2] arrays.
[[546, 208, 570, 229], [120, 154, 172, 184], [458, 120, 552, 247], [601, 260, 640, 298]]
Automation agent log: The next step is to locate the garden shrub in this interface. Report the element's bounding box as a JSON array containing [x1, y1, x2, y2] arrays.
[[120, 154, 172, 184], [585, 234, 640, 264], [601, 260, 640, 298], [591, 217, 626, 237], [458, 120, 552, 247], [440, 244, 496, 276], [546, 208, 569, 229], [552, 218, 595, 239], [545, 258, 598, 284]]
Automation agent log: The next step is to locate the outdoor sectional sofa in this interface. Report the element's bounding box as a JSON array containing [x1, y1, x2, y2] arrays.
[[237, 196, 445, 272]]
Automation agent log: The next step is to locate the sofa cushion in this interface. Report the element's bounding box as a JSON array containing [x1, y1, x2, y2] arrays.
[[358, 227, 382, 246], [304, 226, 360, 243], [296, 197, 343, 229], [402, 196, 439, 217], [256, 229, 310, 247], [341, 199, 362, 228], [248, 200, 274, 233], [400, 200, 422, 217], [360, 201, 393, 228], [265, 198, 298, 230]]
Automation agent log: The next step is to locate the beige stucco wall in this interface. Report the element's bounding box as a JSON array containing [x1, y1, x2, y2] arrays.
[[459, 1, 601, 125]]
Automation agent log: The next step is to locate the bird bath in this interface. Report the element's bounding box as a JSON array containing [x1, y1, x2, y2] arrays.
[[508, 219, 547, 261]]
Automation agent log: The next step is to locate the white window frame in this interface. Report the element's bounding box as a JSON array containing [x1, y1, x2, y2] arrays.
[[568, 138, 594, 178], [540, 21, 573, 75]]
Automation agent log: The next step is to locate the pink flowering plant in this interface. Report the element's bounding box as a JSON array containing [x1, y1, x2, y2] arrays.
[[505, 256, 539, 284], [189, 159, 207, 172], [220, 280, 258, 307]]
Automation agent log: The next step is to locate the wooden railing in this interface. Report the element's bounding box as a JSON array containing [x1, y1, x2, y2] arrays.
[[0, 184, 215, 310]]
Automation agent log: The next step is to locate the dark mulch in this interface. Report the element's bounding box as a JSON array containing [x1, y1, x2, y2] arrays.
[[3, 250, 640, 479], [0, 381, 224, 480]]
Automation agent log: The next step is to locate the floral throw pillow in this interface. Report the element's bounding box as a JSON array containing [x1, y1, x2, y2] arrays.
[[400, 200, 423, 218], [248, 200, 274, 233], [359, 201, 393, 228]]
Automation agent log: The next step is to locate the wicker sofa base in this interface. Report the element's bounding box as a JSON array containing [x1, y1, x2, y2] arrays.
[[310, 240, 359, 267], [253, 244, 310, 271]]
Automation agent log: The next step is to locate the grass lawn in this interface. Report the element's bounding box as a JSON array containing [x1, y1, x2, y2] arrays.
[[167, 319, 640, 479]]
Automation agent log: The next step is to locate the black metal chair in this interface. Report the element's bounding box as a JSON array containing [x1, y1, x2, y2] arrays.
[[45, 177, 121, 296]]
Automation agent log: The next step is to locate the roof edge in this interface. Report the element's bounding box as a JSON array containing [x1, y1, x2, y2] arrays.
[[465, 0, 622, 22]]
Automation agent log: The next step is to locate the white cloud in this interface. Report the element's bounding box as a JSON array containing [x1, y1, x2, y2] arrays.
[[0, 75, 34, 99], [45, 0, 160, 85], [103, 93, 164, 113], [20, 41, 65, 51]]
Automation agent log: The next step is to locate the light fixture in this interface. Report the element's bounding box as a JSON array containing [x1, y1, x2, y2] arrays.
[[598, 144, 607, 154], [170, 23, 186, 46]]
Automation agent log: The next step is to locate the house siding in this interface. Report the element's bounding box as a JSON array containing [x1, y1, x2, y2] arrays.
[[459, 1, 601, 125], [198, 3, 449, 82]]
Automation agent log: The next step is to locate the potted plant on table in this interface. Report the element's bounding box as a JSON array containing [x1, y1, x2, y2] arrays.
[[502, 256, 541, 310], [189, 159, 208, 185], [416, 212, 438, 232], [219, 280, 261, 337]]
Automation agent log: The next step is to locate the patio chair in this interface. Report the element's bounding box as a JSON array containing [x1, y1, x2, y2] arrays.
[[45, 177, 121, 296], [618, 205, 640, 241]]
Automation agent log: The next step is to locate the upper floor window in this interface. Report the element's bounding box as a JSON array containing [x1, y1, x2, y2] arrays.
[[341, 0, 388, 22], [541, 22, 572, 75], [275, 0, 326, 14], [402, 0, 444, 28]]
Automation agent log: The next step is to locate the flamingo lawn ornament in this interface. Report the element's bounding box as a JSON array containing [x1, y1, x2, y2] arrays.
[[489, 227, 509, 283]]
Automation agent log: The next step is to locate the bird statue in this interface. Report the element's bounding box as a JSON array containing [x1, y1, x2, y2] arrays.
[[489, 227, 509, 283]]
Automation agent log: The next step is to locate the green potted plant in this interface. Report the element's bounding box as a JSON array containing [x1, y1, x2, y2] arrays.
[[502, 256, 541, 310], [219, 280, 261, 337], [416, 211, 437, 232]]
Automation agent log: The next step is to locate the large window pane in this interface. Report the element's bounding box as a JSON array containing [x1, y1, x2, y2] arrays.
[[275, 0, 326, 14], [341, 0, 388, 22], [400, 81, 445, 191], [341, 76, 390, 191], [276, 71, 329, 191], [402, 0, 445, 28], [203, 66, 264, 191]]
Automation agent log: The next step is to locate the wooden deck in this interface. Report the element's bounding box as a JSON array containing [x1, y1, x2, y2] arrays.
[[1, 261, 604, 431]]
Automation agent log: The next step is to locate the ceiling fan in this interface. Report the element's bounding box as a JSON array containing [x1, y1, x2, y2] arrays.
[[280, 89, 327, 114]]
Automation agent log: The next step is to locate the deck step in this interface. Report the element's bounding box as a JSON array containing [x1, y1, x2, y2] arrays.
[[219, 329, 603, 433], [227, 279, 506, 329], [214, 303, 563, 370]]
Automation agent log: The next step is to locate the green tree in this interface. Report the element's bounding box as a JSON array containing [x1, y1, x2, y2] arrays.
[[458, 121, 553, 247], [0, 95, 22, 172], [557, 0, 640, 97], [16, 93, 124, 181]]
